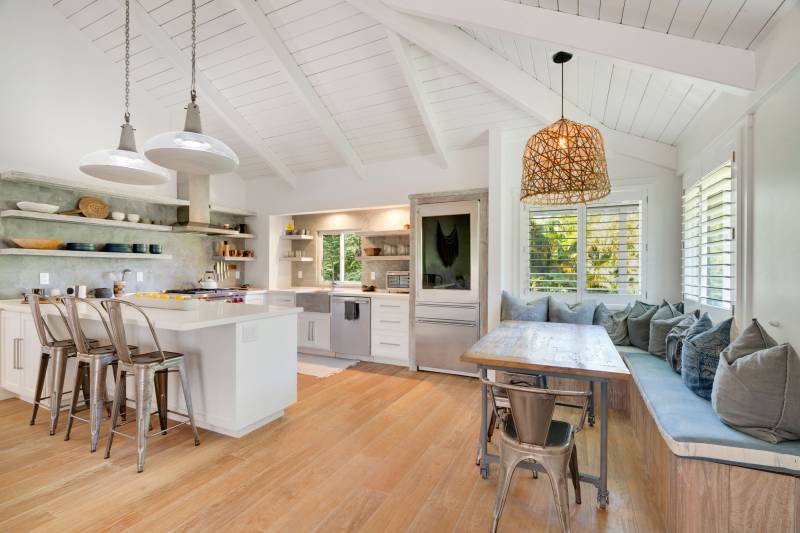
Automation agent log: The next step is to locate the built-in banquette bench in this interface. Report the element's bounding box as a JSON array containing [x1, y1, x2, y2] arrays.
[[618, 345, 800, 533]]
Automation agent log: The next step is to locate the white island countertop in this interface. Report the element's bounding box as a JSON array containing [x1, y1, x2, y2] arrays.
[[269, 287, 410, 300], [0, 299, 302, 332]]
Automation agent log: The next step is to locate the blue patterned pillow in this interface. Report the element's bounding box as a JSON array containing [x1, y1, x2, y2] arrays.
[[681, 314, 733, 400]]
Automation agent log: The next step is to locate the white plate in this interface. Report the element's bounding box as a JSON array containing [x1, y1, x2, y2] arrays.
[[17, 201, 60, 214]]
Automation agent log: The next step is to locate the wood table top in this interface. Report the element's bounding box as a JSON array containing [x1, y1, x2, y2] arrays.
[[461, 321, 631, 381]]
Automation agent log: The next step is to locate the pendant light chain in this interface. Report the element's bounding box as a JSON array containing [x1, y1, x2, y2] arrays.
[[190, 0, 197, 102], [124, 0, 131, 123]]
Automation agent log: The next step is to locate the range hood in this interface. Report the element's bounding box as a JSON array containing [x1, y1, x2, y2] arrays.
[[173, 172, 241, 235]]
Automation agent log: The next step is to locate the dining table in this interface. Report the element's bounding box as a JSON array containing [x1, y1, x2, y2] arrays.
[[461, 320, 631, 508]]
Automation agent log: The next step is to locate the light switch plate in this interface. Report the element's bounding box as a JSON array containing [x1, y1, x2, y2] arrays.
[[39, 273, 49, 285], [136, 272, 144, 282], [235, 271, 241, 280], [370, 271, 376, 281], [297, 270, 303, 279]]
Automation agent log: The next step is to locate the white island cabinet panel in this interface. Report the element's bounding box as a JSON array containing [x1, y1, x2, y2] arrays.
[[0, 300, 301, 438]]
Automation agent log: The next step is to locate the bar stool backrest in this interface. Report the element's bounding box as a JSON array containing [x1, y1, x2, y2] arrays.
[[102, 299, 166, 364], [27, 296, 70, 347], [63, 297, 114, 354], [485, 380, 591, 447]]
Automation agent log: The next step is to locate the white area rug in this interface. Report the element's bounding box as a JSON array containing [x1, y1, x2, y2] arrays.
[[297, 354, 358, 378]]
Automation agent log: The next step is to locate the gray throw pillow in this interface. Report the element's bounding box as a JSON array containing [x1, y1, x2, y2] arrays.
[[627, 300, 658, 351], [666, 314, 697, 373], [712, 319, 800, 443], [681, 314, 732, 400], [500, 291, 548, 322], [594, 302, 632, 345], [548, 299, 596, 325], [648, 301, 686, 356]]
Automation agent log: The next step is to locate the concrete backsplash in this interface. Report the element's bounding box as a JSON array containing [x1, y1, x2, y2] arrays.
[[289, 206, 410, 289], [0, 180, 244, 298]]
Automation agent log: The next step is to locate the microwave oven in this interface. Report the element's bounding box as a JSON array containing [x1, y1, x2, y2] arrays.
[[386, 271, 410, 293]]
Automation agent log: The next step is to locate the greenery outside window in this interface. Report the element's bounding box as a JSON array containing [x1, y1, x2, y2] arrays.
[[526, 197, 644, 301], [320, 231, 362, 285]]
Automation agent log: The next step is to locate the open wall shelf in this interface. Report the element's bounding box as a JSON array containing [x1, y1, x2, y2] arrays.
[[0, 249, 173, 260]]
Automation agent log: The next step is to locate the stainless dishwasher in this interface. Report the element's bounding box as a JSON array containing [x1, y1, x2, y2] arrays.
[[331, 296, 371, 356]]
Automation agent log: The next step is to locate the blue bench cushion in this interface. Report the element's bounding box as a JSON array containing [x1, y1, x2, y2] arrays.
[[622, 351, 800, 474]]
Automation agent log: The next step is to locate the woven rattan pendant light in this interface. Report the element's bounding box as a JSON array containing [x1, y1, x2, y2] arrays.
[[521, 52, 610, 205]]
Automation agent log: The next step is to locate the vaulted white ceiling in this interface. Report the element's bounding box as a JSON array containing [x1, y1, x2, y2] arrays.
[[51, 0, 795, 185]]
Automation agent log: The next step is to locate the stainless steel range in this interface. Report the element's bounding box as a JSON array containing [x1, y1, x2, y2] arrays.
[[165, 288, 246, 302]]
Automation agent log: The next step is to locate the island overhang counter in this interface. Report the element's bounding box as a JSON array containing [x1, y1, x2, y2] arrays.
[[0, 299, 302, 438]]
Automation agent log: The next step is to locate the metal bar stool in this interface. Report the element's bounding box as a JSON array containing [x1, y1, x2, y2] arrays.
[[28, 296, 97, 435], [62, 297, 137, 452], [102, 299, 200, 473], [484, 378, 590, 533]]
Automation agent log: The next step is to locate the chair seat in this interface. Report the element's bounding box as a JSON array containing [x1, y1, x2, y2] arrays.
[[129, 350, 184, 365], [502, 417, 574, 448], [89, 344, 137, 355]]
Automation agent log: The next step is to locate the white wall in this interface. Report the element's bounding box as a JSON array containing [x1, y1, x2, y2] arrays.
[[0, 1, 246, 205], [677, 4, 800, 347]]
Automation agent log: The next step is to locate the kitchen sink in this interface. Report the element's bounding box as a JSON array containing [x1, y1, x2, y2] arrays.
[[295, 290, 331, 313]]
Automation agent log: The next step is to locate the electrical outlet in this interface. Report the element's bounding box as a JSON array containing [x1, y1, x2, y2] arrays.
[[235, 271, 240, 280], [370, 271, 376, 281], [39, 273, 50, 285], [297, 270, 303, 279], [136, 271, 144, 282]]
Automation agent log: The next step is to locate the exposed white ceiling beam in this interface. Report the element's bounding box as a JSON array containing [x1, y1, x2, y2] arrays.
[[349, 0, 677, 170], [125, 0, 296, 187], [386, 31, 448, 169], [382, 0, 755, 95], [233, 0, 367, 180]]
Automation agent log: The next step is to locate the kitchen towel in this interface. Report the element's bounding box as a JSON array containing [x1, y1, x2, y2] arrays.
[[345, 301, 360, 320]]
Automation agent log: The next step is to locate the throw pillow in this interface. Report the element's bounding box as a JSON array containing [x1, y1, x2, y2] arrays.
[[500, 291, 548, 322], [548, 299, 597, 325], [594, 303, 632, 346], [712, 319, 800, 443], [627, 300, 658, 351], [648, 301, 685, 356], [681, 314, 732, 400], [666, 314, 697, 373]]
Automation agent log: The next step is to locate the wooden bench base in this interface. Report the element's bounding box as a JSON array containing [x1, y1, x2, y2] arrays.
[[628, 380, 800, 533]]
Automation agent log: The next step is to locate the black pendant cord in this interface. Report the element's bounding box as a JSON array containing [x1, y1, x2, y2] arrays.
[[560, 61, 564, 119]]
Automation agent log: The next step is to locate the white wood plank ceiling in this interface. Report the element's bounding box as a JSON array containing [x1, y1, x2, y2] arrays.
[[49, 0, 794, 181]]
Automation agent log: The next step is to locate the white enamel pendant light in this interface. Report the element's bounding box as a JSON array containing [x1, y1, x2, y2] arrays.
[[79, 0, 170, 185], [144, 0, 238, 174]]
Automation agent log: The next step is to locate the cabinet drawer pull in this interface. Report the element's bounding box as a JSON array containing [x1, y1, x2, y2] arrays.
[[13, 338, 22, 369], [379, 342, 401, 347], [379, 319, 401, 324], [379, 304, 401, 308]]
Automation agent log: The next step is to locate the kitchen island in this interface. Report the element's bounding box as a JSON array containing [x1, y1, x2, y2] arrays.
[[0, 299, 301, 437]]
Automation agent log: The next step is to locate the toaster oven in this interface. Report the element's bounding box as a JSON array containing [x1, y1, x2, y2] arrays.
[[386, 271, 410, 293]]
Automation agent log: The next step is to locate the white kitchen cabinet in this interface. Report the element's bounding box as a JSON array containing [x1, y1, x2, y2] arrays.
[[266, 291, 296, 307], [371, 298, 409, 365], [244, 292, 266, 305], [1, 311, 43, 399], [298, 312, 331, 352]]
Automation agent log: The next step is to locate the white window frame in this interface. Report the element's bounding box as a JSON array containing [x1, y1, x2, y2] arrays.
[[520, 187, 648, 305], [317, 230, 362, 287], [681, 159, 736, 320]]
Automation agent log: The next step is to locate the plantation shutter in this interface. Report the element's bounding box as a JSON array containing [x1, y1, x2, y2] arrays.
[[528, 209, 578, 293], [682, 163, 735, 310], [585, 203, 641, 295]]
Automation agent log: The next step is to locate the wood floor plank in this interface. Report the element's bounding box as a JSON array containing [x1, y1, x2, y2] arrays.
[[0, 363, 665, 532]]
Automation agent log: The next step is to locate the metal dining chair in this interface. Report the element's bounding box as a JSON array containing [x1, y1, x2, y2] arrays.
[[27, 296, 99, 435], [484, 378, 590, 533], [102, 299, 200, 473], [62, 297, 137, 452]]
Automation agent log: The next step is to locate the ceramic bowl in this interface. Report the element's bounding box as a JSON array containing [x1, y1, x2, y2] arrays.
[[126, 213, 140, 223], [11, 238, 60, 250], [17, 202, 59, 214], [111, 211, 125, 221]]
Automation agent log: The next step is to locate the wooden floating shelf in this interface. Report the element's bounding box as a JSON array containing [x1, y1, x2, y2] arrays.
[[279, 257, 313, 262], [356, 255, 410, 261], [281, 234, 313, 240], [209, 204, 257, 217], [0, 210, 174, 232], [212, 256, 255, 262], [355, 229, 410, 237], [1, 170, 189, 207], [215, 233, 256, 239], [0, 249, 173, 260]]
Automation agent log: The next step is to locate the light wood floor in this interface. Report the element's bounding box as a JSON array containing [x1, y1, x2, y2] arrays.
[[0, 363, 664, 532]]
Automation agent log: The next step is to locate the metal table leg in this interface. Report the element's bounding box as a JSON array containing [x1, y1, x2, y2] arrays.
[[479, 367, 489, 479], [587, 380, 596, 426], [597, 380, 609, 508]]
